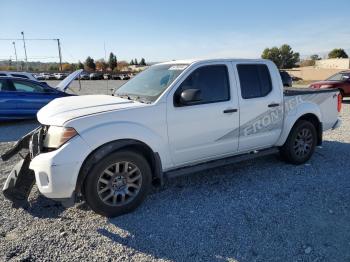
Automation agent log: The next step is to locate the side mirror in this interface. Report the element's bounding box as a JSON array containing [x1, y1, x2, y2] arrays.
[[179, 88, 201, 105]]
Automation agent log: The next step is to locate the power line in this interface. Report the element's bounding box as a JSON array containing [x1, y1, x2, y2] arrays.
[[0, 38, 59, 41], [0, 36, 63, 71]]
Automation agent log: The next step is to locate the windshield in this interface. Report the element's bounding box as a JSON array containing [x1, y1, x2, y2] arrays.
[[115, 64, 188, 103], [327, 72, 350, 81]]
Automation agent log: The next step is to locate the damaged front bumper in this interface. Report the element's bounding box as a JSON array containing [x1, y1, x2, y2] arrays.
[[1, 127, 86, 208], [2, 128, 39, 207]]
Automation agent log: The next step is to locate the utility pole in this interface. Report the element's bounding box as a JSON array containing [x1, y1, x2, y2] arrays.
[[21, 31, 28, 71], [12, 41, 18, 70], [56, 39, 62, 71]]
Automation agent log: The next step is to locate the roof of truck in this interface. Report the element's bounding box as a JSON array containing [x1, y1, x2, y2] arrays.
[[158, 58, 271, 65]]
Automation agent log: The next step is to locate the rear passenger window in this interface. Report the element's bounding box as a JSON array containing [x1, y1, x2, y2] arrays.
[[11, 74, 29, 79], [0, 80, 14, 91], [237, 64, 272, 99], [175, 65, 230, 106]]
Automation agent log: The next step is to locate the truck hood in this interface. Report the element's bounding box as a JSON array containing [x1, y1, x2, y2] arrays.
[[37, 95, 143, 126], [55, 69, 83, 92]]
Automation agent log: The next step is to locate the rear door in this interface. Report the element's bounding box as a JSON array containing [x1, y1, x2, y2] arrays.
[[233, 62, 284, 151], [166, 62, 240, 166], [9, 79, 56, 118]]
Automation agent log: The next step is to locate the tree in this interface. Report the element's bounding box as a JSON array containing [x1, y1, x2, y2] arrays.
[[130, 59, 134, 65], [78, 61, 84, 69], [134, 58, 138, 65], [328, 48, 348, 59], [261, 44, 300, 69], [96, 59, 108, 71], [48, 65, 59, 71], [262, 47, 281, 67], [108, 52, 117, 71], [62, 63, 73, 71], [139, 58, 146, 66], [310, 54, 321, 61], [84, 56, 96, 71], [117, 61, 129, 71]]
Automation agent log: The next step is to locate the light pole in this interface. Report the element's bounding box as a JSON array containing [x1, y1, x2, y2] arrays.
[[56, 39, 62, 71], [12, 41, 18, 70], [21, 31, 28, 70]]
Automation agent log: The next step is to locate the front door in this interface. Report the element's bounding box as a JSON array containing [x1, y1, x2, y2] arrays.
[[0, 79, 18, 119], [166, 62, 240, 167], [9, 79, 54, 118]]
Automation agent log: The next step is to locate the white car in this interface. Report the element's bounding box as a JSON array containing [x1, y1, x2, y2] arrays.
[[0, 71, 37, 81], [54, 73, 67, 80], [2, 58, 342, 217]]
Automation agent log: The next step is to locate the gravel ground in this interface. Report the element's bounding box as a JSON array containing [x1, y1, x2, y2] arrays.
[[0, 95, 349, 261]]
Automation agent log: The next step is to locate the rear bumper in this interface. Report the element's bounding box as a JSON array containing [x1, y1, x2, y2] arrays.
[[332, 118, 342, 130]]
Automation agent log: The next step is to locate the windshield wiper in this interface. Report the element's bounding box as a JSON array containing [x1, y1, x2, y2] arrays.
[[116, 93, 133, 100], [116, 93, 152, 104]]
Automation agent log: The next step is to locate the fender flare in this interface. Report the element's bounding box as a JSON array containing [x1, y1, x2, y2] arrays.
[[75, 139, 163, 194], [276, 102, 322, 146]]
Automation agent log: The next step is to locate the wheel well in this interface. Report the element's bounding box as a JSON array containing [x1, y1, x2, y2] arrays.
[[295, 113, 322, 145], [76, 139, 163, 195]]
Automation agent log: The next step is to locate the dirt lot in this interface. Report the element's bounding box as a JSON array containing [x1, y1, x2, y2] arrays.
[[0, 82, 349, 261]]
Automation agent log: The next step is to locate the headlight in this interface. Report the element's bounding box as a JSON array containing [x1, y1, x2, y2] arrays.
[[43, 126, 78, 149]]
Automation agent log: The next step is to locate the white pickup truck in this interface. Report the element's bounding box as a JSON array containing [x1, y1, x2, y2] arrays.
[[2, 58, 342, 217]]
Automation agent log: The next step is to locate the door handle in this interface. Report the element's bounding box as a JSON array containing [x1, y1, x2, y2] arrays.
[[223, 108, 238, 114], [268, 103, 280, 108]]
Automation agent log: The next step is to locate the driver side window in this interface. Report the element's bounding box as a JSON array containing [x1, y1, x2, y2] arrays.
[[174, 65, 230, 106], [12, 80, 45, 93]]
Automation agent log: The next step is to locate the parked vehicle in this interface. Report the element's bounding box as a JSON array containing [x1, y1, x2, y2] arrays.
[[79, 72, 90, 80], [111, 74, 122, 80], [0, 70, 82, 120], [111, 74, 130, 80], [121, 74, 130, 80], [54, 73, 67, 80], [103, 73, 111, 80], [0, 71, 37, 81], [280, 70, 293, 87], [89, 72, 103, 80], [309, 70, 350, 98], [2, 59, 341, 217], [39, 73, 55, 80]]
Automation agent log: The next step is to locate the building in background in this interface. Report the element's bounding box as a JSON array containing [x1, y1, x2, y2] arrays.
[[315, 58, 350, 69], [287, 58, 350, 81]]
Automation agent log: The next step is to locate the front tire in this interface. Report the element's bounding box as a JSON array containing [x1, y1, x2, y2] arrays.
[[83, 150, 152, 217], [280, 120, 317, 165]]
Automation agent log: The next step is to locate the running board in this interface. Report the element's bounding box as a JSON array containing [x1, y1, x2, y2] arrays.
[[165, 148, 279, 179]]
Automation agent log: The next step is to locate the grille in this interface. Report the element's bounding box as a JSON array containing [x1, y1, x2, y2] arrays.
[[29, 126, 46, 159]]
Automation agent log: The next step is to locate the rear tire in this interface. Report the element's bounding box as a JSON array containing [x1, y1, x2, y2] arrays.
[[280, 120, 317, 165], [83, 150, 152, 217]]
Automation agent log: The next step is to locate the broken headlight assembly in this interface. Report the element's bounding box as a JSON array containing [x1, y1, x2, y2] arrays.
[[43, 126, 78, 150]]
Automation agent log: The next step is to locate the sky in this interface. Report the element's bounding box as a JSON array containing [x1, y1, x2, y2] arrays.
[[1, 0, 349, 63]]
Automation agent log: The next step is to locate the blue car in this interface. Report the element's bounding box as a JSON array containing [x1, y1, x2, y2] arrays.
[[0, 70, 82, 121]]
